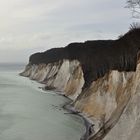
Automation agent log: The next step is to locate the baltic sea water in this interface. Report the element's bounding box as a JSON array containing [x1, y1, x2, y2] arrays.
[[0, 64, 85, 140]]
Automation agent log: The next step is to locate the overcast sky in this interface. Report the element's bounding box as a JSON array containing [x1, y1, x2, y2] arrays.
[[0, 0, 138, 63]]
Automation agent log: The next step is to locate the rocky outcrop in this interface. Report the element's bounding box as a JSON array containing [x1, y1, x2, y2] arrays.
[[20, 26, 140, 140]]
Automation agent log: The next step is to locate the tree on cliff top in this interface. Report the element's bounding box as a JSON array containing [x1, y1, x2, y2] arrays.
[[126, 0, 140, 18]]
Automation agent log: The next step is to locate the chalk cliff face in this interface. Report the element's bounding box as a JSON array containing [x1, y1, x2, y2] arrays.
[[21, 27, 140, 140], [21, 60, 84, 100]]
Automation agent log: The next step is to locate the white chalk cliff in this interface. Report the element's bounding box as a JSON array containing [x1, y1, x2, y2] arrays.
[[20, 58, 140, 140], [21, 60, 84, 100], [20, 27, 140, 140]]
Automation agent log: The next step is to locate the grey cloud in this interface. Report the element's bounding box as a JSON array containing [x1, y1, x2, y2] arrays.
[[0, 0, 136, 63]]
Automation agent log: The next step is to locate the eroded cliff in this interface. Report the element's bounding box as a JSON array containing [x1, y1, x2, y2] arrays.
[[20, 27, 140, 140]]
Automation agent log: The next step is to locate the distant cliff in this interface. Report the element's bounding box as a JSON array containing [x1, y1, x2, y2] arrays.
[[21, 26, 140, 140]]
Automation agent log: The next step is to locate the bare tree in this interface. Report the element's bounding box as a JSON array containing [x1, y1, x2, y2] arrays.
[[126, 0, 140, 18]]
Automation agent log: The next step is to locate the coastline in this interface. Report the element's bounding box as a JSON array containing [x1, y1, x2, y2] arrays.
[[63, 103, 94, 140], [49, 89, 94, 140], [35, 86, 93, 140]]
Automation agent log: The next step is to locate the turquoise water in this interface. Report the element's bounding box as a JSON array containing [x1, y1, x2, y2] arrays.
[[0, 65, 84, 140]]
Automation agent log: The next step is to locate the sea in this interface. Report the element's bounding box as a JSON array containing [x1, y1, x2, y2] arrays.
[[0, 64, 85, 140]]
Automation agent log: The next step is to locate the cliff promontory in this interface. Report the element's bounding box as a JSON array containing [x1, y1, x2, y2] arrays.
[[20, 26, 140, 140]]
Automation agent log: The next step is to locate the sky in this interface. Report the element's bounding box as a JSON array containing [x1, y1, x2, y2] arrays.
[[0, 0, 138, 63]]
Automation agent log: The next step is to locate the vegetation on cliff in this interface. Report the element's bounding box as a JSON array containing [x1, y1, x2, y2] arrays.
[[29, 27, 140, 89]]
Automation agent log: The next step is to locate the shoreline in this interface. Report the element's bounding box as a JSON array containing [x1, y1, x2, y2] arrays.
[[20, 74, 94, 140], [41, 87, 94, 140], [63, 103, 94, 140], [40, 85, 95, 140]]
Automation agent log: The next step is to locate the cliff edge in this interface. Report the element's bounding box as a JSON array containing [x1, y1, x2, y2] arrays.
[[20, 26, 140, 140]]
